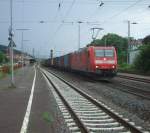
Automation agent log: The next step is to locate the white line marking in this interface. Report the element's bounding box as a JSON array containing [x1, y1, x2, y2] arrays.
[[20, 66, 36, 133]]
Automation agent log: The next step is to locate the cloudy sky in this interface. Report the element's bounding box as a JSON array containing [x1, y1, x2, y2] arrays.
[[0, 0, 150, 57]]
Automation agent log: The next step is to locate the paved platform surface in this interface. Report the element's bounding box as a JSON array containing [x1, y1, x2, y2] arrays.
[[0, 65, 68, 133], [0, 66, 34, 133]]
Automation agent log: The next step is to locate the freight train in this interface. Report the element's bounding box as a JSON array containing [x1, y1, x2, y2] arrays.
[[45, 46, 117, 78]]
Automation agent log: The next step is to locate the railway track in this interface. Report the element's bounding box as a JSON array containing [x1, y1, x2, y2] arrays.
[[117, 74, 150, 84], [112, 81, 150, 100], [99, 79, 150, 101], [41, 68, 148, 133], [112, 74, 150, 100]]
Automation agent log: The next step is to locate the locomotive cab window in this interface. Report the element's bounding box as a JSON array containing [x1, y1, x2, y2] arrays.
[[105, 49, 114, 57], [95, 49, 114, 57], [95, 50, 104, 57]]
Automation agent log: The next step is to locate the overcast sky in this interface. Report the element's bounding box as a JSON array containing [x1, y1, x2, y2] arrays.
[[0, 0, 150, 58]]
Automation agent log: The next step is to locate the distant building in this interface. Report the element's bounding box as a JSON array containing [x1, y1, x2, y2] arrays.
[[130, 39, 142, 50], [0, 44, 33, 63], [129, 39, 142, 64]]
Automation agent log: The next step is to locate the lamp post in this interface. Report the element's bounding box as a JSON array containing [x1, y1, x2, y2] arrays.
[[61, 20, 83, 50], [127, 20, 130, 64], [21, 39, 30, 67], [8, 0, 15, 86], [127, 21, 138, 64], [78, 21, 83, 49], [41, 20, 103, 50], [16, 29, 30, 67]]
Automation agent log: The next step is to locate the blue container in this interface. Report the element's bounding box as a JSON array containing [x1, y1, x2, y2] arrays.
[[64, 54, 69, 68]]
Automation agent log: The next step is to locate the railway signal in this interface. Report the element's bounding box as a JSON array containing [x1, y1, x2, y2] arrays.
[[50, 49, 53, 65]]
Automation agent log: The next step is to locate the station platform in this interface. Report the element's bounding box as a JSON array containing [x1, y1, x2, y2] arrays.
[[0, 65, 68, 133]]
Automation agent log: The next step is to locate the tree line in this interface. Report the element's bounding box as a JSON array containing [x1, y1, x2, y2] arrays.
[[0, 51, 8, 65], [87, 33, 150, 73], [134, 35, 150, 73]]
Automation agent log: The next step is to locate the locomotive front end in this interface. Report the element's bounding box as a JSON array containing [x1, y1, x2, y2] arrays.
[[94, 47, 117, 77]]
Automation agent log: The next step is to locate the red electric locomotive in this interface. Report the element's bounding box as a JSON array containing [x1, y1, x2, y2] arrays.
[[50, 46, 117, 78], [71, 46, 117, 77]]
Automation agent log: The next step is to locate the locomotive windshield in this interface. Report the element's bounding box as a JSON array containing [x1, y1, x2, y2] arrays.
[[95, 49, 114, 57]]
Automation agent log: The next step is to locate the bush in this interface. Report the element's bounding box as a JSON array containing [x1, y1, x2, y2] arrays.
[[0, 51, 9, 64], [133, 45, 150, 72], [118, 63, 133, 72]]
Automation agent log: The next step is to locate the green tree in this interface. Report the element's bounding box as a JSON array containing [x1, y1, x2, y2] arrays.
[[89, 39, 103, 46], [0, 51, 8, 64], [134, 36, 150, 72], [88, 33, 128, 64], [142, 35, 150, 45]]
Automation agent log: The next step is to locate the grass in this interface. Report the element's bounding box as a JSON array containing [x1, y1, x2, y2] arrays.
[[118, 63, 134, 72], [118, 63, 150, 76], [42, 112, 53, 124], [0, 72, 5, 79]]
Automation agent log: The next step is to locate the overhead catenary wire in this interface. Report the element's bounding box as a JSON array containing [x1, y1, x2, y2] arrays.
[[101, 0, 143, 24], [87, 0, 105, 21], [1, 0, 149, 50], [108, 1, 146, 39], [87, 0, 145, 25], [52, 0, 64, 22], [63, 0, 76, 20], [1, 0, 147, 5], [50, 0, 76, 45], [50, 0, 147, 51], [86, 0, 144, 37], [87, 0, 148, 23]]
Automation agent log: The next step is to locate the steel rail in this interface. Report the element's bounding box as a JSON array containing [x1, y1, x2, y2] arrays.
[[107, 82, 150, 100], [42, 71, 89, 133], [117, 74, 150, 84], [44, 69, 143, 133], [118, 82, 150, 98]]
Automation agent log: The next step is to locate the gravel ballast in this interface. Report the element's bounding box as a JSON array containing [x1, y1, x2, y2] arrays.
[[45, 67, 150, 131]]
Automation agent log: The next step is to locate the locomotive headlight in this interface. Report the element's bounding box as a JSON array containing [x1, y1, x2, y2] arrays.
[[112, 65, 115, 68], [96, 65, 99, 68]]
